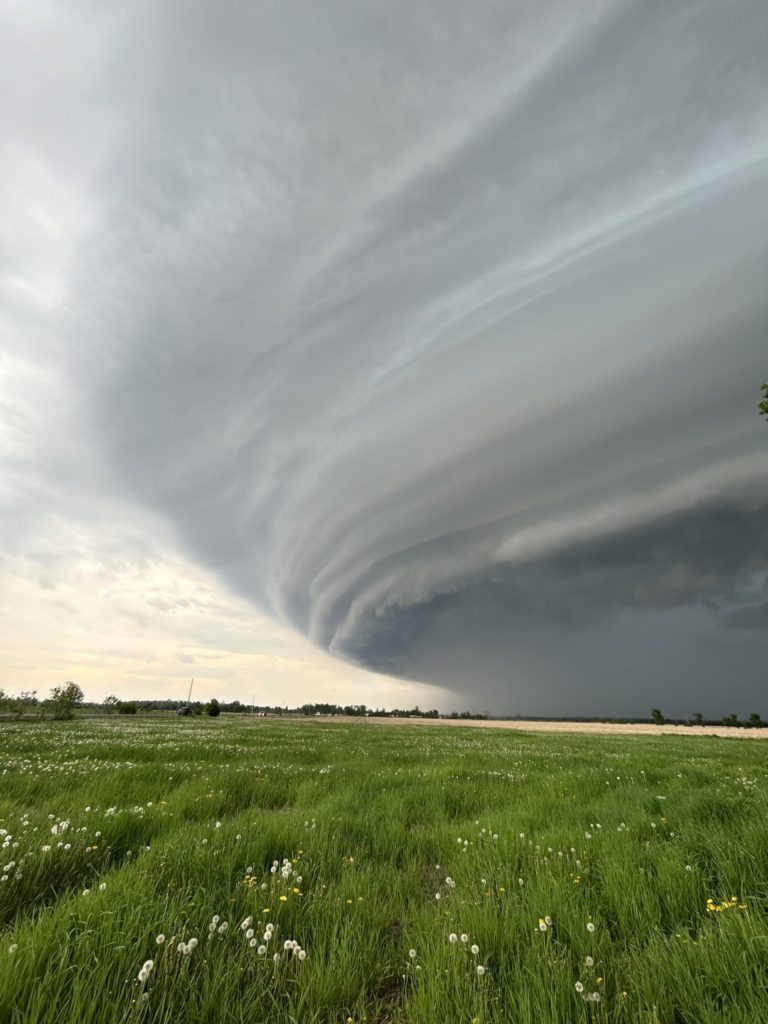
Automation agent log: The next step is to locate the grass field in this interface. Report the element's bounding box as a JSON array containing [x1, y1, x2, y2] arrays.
[[1, 718, 767, 1023]]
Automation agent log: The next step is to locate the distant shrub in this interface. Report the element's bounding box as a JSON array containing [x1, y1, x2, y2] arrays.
[[118, 702, 138, 715], [47, 682, 84, 721], [206, 699, 221, 718]]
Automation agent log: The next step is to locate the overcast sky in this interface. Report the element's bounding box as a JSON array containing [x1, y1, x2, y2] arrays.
[[2, 0, 767, 716]]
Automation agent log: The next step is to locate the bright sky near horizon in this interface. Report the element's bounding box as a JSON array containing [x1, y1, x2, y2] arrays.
[[1, 1, 767, 716]]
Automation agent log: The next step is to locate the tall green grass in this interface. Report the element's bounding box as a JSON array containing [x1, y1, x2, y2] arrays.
[[1, 718, 766, 1022]]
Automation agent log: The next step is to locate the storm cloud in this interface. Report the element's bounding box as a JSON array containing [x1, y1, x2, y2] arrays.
[[4, 0, 768, 714]]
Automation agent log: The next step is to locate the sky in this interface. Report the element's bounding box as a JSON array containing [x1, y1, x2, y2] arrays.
[[1, 0, 767, 717]]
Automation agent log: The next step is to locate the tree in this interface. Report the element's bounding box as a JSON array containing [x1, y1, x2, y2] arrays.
[[118, 702, 138, 715], [206, 699, 221, 718], [691, 711, 704, 725], [103, 695, 120, 714], [47, 682, 84, 721], [0, 688, 19, 714], [759, 383, 768, 420], [721, 713, 740, 728], [651, 708, 665, 725], [747, 712, 764, 728]]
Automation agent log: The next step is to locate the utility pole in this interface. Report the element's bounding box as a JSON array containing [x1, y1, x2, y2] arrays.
[[187, 678, 194, 705]]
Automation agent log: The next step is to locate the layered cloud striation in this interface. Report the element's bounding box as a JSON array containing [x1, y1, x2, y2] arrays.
[[50, 0, 768, 713]]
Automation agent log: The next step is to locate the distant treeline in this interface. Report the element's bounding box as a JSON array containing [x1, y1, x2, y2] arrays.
[[1, 687, 763, 726]]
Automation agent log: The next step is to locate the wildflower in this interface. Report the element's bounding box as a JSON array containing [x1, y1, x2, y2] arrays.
[[8, 944, 18, 955], [460, 933, 468, 943], [575, 982, 584, 994], [156, 934, 165, 945], [99, 882, 107, 891], [448, 933, 458, 943], [584, 956, 594, 967], [587, 922, 595, 933], [471, 944, 479, 955], [298, 949, 306, 961], [476, 965, 486, 976], [544, 916, 552, 926], [409, 949, 417, 959], [538, 919, 547, 932], [257, 943, 266, 953], [246, 928, 254, 939]]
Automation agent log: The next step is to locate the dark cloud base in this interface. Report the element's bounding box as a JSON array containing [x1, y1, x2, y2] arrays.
[[330, 493, 768, 716]]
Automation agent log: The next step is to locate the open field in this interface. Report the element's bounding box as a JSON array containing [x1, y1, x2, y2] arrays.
[[1, 719, 767, 1023], [325, 716, 768, 740]]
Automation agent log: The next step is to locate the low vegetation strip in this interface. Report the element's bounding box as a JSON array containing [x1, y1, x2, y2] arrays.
[[1, 718, 767, 1023]]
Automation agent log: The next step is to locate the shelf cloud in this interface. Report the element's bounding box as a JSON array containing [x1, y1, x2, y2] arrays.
[[4, 0, 768, 713]]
